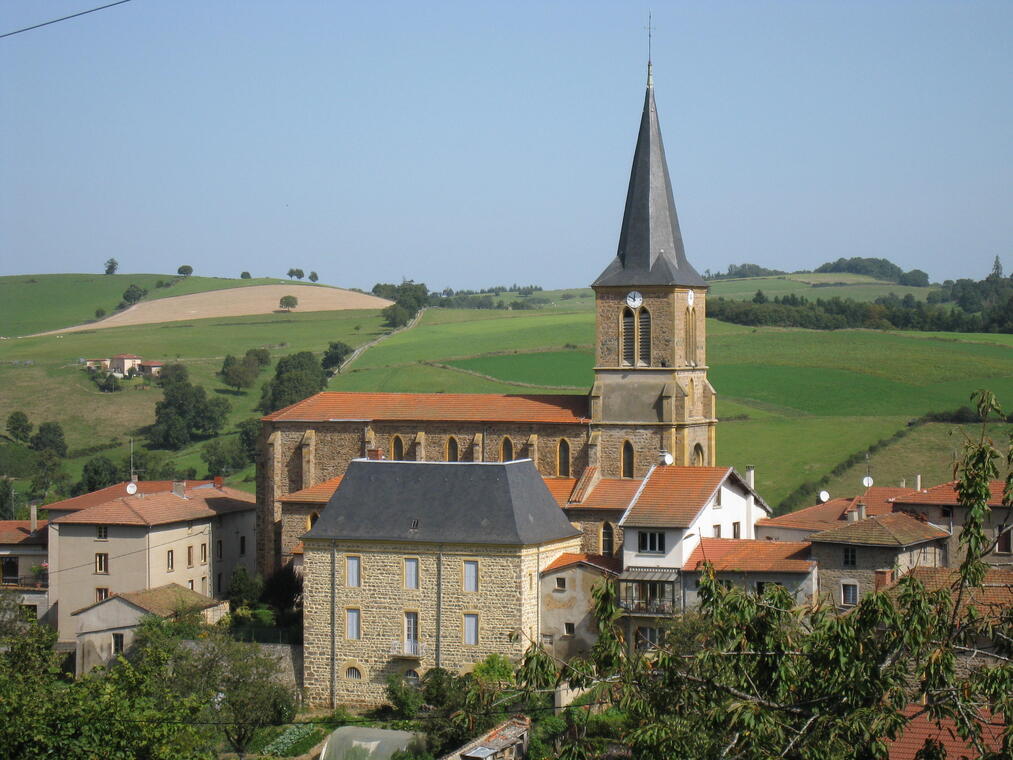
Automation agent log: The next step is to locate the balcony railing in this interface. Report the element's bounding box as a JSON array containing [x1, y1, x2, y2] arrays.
[[1, 575, 49, 590], [617, 598, 674, 615], [389, 639, 426, 658]]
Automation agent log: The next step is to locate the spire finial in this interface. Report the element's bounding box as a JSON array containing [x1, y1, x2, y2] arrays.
[[646, 11, 655, 87]]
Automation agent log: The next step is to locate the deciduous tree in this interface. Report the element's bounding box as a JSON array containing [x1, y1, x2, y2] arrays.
[[6, 411, 31, 443], [321, 340, 353, 372], [29, 422, 66, 457], [104, 257, 118, 275], [177, 265, 193, 277], [308, 271, 319, 282], [279, 295, 298, 311]]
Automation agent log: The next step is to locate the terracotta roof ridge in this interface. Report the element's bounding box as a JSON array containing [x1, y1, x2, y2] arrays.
[[618, 466, 655, 524]]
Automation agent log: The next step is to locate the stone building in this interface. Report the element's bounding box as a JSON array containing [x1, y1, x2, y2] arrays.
[[257, 71, 717, 575], [807, 511, 948, 608], [538, 552, 621, 662], [301, 459, 581, 707]]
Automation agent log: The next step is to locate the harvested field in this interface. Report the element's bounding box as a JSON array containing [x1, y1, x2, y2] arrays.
[[32, 285, 391, 335]]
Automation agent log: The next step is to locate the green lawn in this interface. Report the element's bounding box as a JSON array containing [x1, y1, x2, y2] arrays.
[[708, 273, 937, 303], [0, 273, 309, 337]]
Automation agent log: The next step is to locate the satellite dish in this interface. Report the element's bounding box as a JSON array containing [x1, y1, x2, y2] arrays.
[[661, 452, 674, 466], [818, 490, 831, 503], [125, 482, 138, 495], [862, 476, 874, 488]]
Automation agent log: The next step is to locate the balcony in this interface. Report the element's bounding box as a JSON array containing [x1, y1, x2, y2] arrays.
[[617, 567, 679, 617], [617, 598, 675, 616], [1, 574, 48, 591], [389, 639, 427, 658]]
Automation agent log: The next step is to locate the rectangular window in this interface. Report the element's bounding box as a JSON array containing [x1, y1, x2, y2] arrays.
[[216, 540, 223, 560], [732, 522, 741, 539], [112, 632, 124, 655], [713, 524, 722, 538], [464, 613, 478, 645], [463, 560, 478, 592], [404, 557, 419, 589], [167, 550, 174, 572], [96, 525, 108, 540], [346, 556, 361, 587], [635, 626, 660, 650], [405, 611, 419, 652], [96, 587, 109, 602], [638, 531, 665, 553], [714, 488, 722, 507], [563, 622, 575, 637], [843, 547, 857, 567], [998, 529, 1012, 554], [201, 576, 207, 594], [555, 577, 567, 591], [187, 579, 194, 590], [187, 546, 194, 568], [346, 608, 360, 640], [200, 543, 207, 564], [239, 536, 246, 556], [842, 583, 859, 606], [95, 553, 109, 574]]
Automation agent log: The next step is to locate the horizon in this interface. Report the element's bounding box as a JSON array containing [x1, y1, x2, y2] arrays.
[[2, 1, 1011, 290]]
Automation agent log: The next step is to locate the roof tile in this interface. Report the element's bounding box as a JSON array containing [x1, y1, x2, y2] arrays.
[[0, 520, 47, 546], [888, 705, 1003, 760], [893, 480, 1008, 508], [52, 484, 254, 527], [683, 539, 813, 573], [542, 552, 622, 575], [809, 512, 948, 547], [45, 481, 212, 514], [279, 476, 344, 504], [622, 466, 731, 528]]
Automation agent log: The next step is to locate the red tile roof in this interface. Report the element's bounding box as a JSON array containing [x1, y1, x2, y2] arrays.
[[45, 481, 212, 514], [571, 478, 642, 510], [888, 705, 1003, 760], [542, 552, 622, 575], [885, 566, 1013, 618], [758, 487, 917, 532], [809, 512, 949, 547], [291, 541, 304, 556], [262, 391, 590, 424], [683, 539, 813, 573], [893, 480, 1008, 508], [110, 354, 142, 359], [279, 476, 344, 504], [139, 360, 163, 366], [52, 484, 254, 527], [542, 478, 577, 507], [0, 520, 48, 546], [622, 466, 731, 528]]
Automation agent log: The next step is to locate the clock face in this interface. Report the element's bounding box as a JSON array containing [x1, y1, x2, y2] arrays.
[[625, 291, 643, 309], [687, 289, 695, 306]]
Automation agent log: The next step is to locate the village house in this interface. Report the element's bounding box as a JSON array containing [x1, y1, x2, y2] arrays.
[[71, 582, 229, 675], [0, 511, 50, 623], [755, 486, 917, 541], [257, 69, 718, 576], [108, 353, 144, 375], [538, 552, 620, 661], [46, 480, 256, 643], [138, 359, 163, 377], [300, 458, 582, 707]]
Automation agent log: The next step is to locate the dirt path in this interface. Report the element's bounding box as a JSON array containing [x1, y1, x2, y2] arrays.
[[32, 285, 391, 336]]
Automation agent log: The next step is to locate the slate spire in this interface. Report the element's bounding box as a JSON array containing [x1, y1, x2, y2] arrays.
[[593, 68, 707, 288]]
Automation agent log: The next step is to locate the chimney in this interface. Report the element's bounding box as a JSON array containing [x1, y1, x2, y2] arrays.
[[846, 509, 859, 523], [856, 501, 866, 521], [874, 569, 894, 591], [172, 481, 186, 498], [915, 473, 922, 491], [213, 476, 223, 489], [366, 448, 384, 460], [30, 504, 37, 533], [900, 478, 906, 488], [745, 465, 755, 489]]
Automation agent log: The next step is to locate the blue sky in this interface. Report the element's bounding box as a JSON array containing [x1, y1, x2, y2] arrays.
[[1, 1, 1010, 290]]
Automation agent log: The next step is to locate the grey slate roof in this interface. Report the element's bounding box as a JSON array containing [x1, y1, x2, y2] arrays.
[[305, 459, 581, 546], [593, 79, 707, 289]]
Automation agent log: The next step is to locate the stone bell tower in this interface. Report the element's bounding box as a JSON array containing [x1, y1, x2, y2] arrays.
[[589, 64, 717, 478]]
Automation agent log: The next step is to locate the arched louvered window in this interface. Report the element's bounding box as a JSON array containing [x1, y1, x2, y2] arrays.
[[557, 439, 570, 477], [601, 523, 614, 556], [306, 511, 319, 531], [686, 308, 697, 366], [638, 308, 651, 366], [446, 437, 459, 462], [692, 443, 705, 467], [346, 666, 362, 680], [621, 308, 635, 366], [501, 437, 513, 461], [391, 435, 404, 460], [622, 441, 635, 479]]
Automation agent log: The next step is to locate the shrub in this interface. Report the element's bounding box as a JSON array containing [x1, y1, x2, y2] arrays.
[[386, 674, 425, 719]]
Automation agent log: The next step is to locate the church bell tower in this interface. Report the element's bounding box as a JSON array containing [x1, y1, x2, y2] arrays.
[[589, 65, 716, 477]]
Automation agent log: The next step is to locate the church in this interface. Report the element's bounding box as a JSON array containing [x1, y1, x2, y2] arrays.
[[256, 66, 718, 576]]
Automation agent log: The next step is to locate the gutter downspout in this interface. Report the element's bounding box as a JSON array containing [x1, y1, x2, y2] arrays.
[[435, 545, 443, 668], [330, 540, 336, 708], [536, 546, 541, 645]]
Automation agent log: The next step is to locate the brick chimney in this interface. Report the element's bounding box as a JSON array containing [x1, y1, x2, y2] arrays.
[[366, 448, 384, 460], [213, 476, 223, 489], [172, 481, 186, 498], [874, 568, 894, 591]]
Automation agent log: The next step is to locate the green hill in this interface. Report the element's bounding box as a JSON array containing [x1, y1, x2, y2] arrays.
[[0, 273, 310, 337], [333, 308, 1013, 507]]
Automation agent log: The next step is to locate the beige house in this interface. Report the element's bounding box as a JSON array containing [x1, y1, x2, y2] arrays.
[[71, 583, 228, 675], [108, 353, 144, 375], [47, 480, 255, 642], [539, 553, 619, 661], [0, 513, 50, 623], [301, 459, 582, 707]]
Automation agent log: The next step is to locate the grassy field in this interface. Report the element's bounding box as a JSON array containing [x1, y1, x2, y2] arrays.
[[334, 308, 1013, 507], [0, 308, 388, 492], [0, 273, 330, 337]]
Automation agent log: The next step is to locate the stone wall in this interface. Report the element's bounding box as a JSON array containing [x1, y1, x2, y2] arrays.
[[810, 542, 945, 605], [563, 509, 625, 556], [301, 536, 581, 707]]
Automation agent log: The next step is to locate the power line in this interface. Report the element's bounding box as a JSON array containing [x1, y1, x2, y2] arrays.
[[0, 0, 135, 40]]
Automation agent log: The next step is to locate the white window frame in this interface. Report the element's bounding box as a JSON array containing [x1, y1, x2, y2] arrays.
[[463, 613, 479, 645], [463, 560, 479, 592], [841, 582, 859, 607], [346, 608, 361, 640], [404, 557, 419, 590], [346, 556, 361, 588]]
